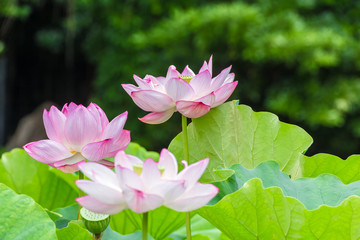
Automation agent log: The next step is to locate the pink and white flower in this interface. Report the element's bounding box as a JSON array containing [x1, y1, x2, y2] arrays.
[[115, 154, 185, 213], [76, 149, 218, 215], [122, 56, 238, 124], [76, 162, 127, 215], [76, 152, 185, 214], [23, 102, 130, 172], [116, 149, 219, 212]]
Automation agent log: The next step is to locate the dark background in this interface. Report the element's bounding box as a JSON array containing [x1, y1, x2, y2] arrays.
[[1, 0, 360, 158]]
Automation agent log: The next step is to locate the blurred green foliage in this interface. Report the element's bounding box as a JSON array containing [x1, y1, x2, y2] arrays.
[[35, 29, 64, 54], [0, 0, 31, 19], [6, 0, 360, 155], [0, 41, 4, 55]]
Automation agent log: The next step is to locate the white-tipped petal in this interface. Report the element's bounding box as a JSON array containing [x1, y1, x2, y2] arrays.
[[165, 183, 218, 212], [139, 108, 175, 124], [131, 90, 175, 112], [76, 195, 127, 215], [158, 149, 178, 180], [178, 158, 209, 188]]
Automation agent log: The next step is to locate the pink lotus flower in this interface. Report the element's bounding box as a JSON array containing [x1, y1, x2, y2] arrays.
[[76, 162, 128, 215], [122, 56, 238, 124], [23, 103, 130, 173], [76, 149, 218, 214], [115, 154, 185, 213], [116, 149, 219, 212], [76, 154, 185, 214]]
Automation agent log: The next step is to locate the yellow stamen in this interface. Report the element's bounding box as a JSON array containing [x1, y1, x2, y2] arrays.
[[158, 165, 165, 175], [133, 164, 166, 175], [180, 75, 193, 83], [133, 164, 143, 175]]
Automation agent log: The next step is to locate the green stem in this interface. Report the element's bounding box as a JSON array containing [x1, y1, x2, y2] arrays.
[[93, 233, 102, 240], [186, 212, 192, 240], [182, 115, 189, 162], [77, 171, 84, 220], [181, 115, 192, 240], [79, 171, 84, 196], [142, 212, 148, 240]]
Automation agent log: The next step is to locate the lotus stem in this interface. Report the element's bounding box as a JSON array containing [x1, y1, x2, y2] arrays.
[[93, 233, 102, 240], [182, 115, 190, 162], [142, 212, 148, 240], [185, 212, 192, 240], [78, 171, 84, 220], [181, 115, 192, 240]]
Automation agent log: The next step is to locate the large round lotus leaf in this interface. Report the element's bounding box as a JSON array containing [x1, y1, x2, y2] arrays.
[[0, 183, 56, 240], [169, 101, 313, 182], [295, 153, 360, 184], [0, 148, 77, 210], [125, 142, 159, 161], [111, 206, 187, 239], [56, 221, 91, 240], [212, 161, 360, 210], [198, 178, 360, 239]]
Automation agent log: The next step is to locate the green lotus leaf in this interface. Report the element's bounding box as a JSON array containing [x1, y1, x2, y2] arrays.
[[110, 209, 141, 235], [294, 153, 360, 184], [169, 101, 313, 182], [0, 148, 77, 210], [53, 204, 79, 229], [56, 221, 91, 240], [52, 207, 149, 240], [167, 214, 224, 240], [0, 183, 57, 240], [198, 178, 360, 239], [103, 230, 154, 240], [111, 206, 187, 239], [46, 209, 63, 222], [213, 161, 360, 210], [125, 142, 159, 161]]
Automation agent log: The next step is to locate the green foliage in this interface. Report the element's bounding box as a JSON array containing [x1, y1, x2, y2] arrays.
[[0, 146, 6, 156], [212, 161, 360, 210], [167, 215, 224, 240], [198, 178, 360, 239], [52, 205, 146, 240], [169, 101, 313, 182], [110, 206, 188, 239], [35, 30, 65, 54], [0, 145, 184, 239], [125, 142, 159, 161], [295, 154, 360, 184], [46, 209, 63, 222], [5, 0, 360, 155], [109, 209, 141, 235], [66, 0, 360, 155], [72, 0, 199, 150], [2, 104, 360, 239], [131, 0, 360, 127], [53, 204, 79, 229], [0, 0, 31, 19], [0, 42, 4, 55], [0, 183, 57, 240], [56, 221, 92, 240], [0, 149, 78, 210], [166, 101, 360, 239]]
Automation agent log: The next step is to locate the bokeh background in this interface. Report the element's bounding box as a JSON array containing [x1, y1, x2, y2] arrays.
[[1, 0, 360, 158]]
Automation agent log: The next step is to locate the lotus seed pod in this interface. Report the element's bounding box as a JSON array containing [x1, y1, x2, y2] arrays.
[[80, 207, 110, 234]]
